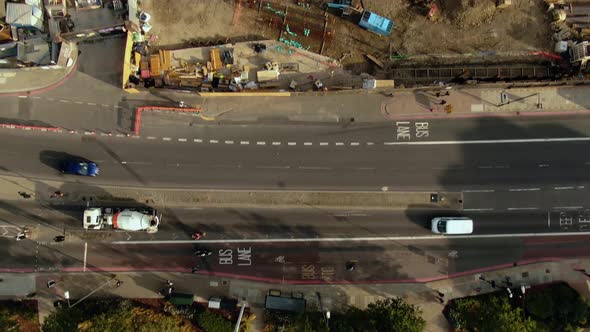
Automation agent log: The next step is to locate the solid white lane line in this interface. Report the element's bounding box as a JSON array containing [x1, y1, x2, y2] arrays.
[[552, 206, 583, 210], [163, 137, 171, 141], [509, 188, 541, 192], [299, 166, 332, 170], [257, 141, 266, 145], [240, 141, 249, 145], [507, 207, 539, 211], [388, 137, 590, 145], [463, 189, 495, 193], [463, 208, 494, 211], [554, 186, 574, 190], [178, 138, 187, 142], [256, 166, 290, 169], [384, 142, 395, 145], [194, 139, 203, 143], [225, 140, 234, 144], [83, 242, 88, 272], [210, 139, 219, 143], [272, 142, 281, 145], [113, 231, 590, 245]]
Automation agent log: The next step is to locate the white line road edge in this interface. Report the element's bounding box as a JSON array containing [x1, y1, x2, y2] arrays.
[[113, 231, 590, 245], [387, 137, 590, 145]]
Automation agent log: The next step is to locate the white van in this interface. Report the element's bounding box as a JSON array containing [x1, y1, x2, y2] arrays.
[[431, 217, 473, 235]]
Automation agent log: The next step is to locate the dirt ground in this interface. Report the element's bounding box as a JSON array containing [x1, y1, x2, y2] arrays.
[[139, 0, 553, 73]]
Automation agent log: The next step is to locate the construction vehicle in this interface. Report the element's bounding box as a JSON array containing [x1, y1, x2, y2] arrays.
[[83, 207, 161, 233]]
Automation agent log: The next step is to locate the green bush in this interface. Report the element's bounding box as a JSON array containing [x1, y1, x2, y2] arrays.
[[526, 292, 553, 320], [197, 310, 233, 332]]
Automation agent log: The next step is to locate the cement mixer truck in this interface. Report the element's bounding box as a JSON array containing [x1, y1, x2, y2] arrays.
[[83, 207, 161, 233]]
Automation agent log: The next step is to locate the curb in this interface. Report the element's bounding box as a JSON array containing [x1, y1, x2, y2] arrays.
[[380, 104, 590, 121], [0, 124, 60, 132]]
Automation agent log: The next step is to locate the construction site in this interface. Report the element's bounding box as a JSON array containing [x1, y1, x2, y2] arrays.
[[123, 0, 590, 91]]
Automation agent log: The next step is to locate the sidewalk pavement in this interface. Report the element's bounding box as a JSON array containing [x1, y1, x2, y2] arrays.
[[6, 258, 589, 331], [381, 84, 590, 121], [3, 83, 590, 136]]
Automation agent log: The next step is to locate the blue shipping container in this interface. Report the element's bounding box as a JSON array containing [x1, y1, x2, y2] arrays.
[[358, 11, 394, 36]]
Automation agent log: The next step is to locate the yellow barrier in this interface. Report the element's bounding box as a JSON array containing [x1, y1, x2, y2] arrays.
[[122, 31, 135, 92]]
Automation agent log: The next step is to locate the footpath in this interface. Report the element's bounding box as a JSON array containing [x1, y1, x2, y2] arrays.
[[3, 83, 590, 138], [5, 258, 589, 331]]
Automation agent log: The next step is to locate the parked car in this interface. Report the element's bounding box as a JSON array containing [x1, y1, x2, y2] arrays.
[[60, 160, 99, 176], [431, 217, 473, 235]]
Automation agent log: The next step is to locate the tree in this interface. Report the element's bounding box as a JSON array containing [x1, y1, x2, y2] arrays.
[[365, 298, 426, 332], [449, 295, 546, 332], [197, 310, 233, 332], [280, 298, 425, 332]]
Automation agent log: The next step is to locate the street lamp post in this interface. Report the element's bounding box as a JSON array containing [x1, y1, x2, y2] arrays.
[[64, 291, 70, 308]]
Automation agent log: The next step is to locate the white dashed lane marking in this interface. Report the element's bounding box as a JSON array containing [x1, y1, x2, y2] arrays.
[[240, 141, 249, 145], [225, 140, 234, 144], [257, 141, 266, 145], [178, 138, 187, 142]]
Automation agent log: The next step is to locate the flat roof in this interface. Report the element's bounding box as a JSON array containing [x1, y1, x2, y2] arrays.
[[265, 295, 306, 314]]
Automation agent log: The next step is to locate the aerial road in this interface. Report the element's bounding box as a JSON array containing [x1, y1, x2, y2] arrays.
[[1, 203, 590, 283]]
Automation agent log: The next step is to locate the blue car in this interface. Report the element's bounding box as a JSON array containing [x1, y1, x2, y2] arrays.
[[61, 160, 99, 177]]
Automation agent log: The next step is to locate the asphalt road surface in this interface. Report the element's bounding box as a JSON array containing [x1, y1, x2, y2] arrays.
[[2, 203, 590, 282], [1, 130, 590, 210]]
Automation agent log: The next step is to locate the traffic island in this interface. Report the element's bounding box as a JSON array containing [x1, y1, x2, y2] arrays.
[[0, 174, 461, 210]]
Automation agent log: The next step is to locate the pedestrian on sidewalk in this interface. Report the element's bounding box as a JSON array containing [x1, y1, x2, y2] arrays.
[[440, 100, 447, 105], [50, 191, 64, 198], [53, 235, 65, 242], [165, 280, 173, 287], [18, 192, 31, 199]]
